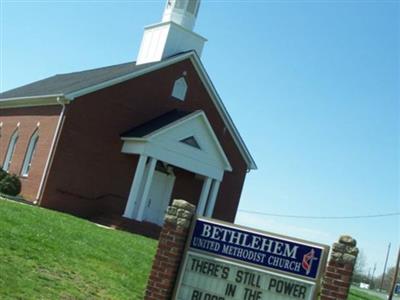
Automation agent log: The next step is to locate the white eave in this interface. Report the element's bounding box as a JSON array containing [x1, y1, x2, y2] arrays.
[[0, 52, 257, 170], [187, 54, 258, 171], [0, 94, 69, 108]]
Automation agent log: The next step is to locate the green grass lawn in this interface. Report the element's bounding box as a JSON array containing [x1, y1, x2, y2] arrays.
[[348, 288, 383, 300], [0, 198, 157, 299]]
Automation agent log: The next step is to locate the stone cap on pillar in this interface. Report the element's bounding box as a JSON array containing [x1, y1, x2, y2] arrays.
[[164, 199, 196, 229], [331, 235, 359, 265]]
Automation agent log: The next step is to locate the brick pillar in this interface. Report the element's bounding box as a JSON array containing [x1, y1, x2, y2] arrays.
[[144, 199, 195, 300], [320, 235, 359, 300]]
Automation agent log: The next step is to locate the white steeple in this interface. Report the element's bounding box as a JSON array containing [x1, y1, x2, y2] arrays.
[[162, 0, 200, 31], [136, 0, 206, 65]]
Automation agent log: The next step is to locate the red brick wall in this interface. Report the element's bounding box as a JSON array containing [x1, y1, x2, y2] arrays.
[[41, 59, 248, 222], [321, 261, 354, 300], [171, 167, 203, 207], [0, 105, 62, 200]]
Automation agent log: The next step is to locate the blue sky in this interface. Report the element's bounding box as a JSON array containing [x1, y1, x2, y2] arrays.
[[1, 0, 399, 277]]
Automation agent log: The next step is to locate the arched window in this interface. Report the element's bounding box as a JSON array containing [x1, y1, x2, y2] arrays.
[[21, 130, 39, 177], [171, 77, 188, 101], [3, 129, 19, 172]]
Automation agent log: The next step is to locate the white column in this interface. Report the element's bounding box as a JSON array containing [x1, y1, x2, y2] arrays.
[[196, 177, 212, 216], [204, 180, 221, 217], [135, 157, 157, 221], [123, 155, 148, 219]]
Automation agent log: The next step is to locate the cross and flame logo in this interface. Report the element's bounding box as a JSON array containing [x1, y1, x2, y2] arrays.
[[302, 249, 318, 275]]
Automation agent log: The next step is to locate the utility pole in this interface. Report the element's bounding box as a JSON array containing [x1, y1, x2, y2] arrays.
[[368, 267, 371, 283], [388, 247, 400, 300], [372, 263, 377, 288], [380, 243, 391, 292]]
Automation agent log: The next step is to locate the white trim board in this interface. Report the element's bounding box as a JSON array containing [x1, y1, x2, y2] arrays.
[[187, 54, 257, 170]]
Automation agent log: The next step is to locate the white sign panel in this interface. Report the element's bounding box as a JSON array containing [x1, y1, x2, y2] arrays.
[[176, 253, 314, 300]]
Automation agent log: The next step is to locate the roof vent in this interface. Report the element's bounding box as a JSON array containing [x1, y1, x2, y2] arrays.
[[180, 136, 201, 149], [171, 77, 188, 101]]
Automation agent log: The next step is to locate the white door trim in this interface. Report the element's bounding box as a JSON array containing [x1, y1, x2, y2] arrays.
[[135, 157, 157, 221]]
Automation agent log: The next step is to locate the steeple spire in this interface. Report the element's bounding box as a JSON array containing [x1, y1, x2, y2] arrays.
[[162, 0, 201, 30], [136, 0, 206, 65]]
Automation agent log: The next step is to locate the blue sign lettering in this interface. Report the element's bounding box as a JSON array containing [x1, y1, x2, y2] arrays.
[[190, 219, 324, 279]]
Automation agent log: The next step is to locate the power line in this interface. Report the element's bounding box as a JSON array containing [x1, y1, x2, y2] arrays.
[[238, 210, 400, 220]]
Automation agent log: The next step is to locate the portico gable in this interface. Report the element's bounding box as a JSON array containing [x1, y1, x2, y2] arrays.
[[121, 110, 232, 225]]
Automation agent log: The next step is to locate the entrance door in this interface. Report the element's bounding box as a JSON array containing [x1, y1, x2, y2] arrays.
[[143, 170, 175, 226]]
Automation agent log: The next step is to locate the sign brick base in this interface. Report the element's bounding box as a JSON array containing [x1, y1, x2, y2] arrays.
[[320, 235, 359, 300], [144, 199, 195, 300]]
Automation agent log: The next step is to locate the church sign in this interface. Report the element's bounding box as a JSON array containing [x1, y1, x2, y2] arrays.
[[173, 218, 329, 300]]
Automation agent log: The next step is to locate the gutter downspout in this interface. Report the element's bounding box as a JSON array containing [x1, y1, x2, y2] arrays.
[[35, 96, 67, 205]]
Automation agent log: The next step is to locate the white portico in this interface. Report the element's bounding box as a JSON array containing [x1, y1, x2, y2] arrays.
[[121, 110, 232, 226]]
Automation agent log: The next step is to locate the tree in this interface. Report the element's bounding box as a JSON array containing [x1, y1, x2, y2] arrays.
[[373, 266, 400, 292], [352, 249, 368, 284]]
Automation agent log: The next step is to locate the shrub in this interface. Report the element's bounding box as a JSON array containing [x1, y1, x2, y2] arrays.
[[0, 168, 7, 181], [0, 174, 22, 196]]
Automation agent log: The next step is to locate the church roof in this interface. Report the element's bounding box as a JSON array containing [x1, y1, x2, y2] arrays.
[[0, 51, 257, 170], [121, 110, 191, 138], [0, 61, 158, 100]]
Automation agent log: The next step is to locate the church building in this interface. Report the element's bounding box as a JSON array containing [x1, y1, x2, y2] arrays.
[[0, 0, 256, 237]]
